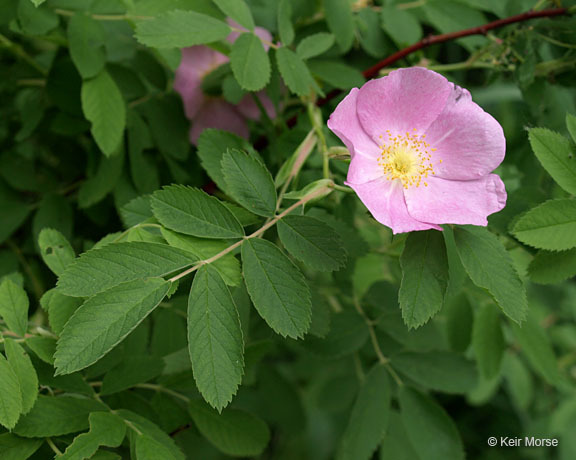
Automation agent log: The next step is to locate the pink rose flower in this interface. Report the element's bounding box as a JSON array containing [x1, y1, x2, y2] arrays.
[[328, 67, 507, 234], [174, 21, 276, 145]]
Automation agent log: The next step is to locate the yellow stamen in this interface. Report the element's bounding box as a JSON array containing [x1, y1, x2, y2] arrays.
[[377, 130, 437, 189]]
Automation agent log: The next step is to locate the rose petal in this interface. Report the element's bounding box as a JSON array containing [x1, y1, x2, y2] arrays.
[[190, 99, 249, 144], [175, 46, 228, 120], [424, 85, 506, 180], [356, 67, 452, 140], [236, 91, 276, 120], [347, 152, 382, 185], [346, 178, 442, 234], [327, 88, 381, 159], [404, 174, 507, 226]]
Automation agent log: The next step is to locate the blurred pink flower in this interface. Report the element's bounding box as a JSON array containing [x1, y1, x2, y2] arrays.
[[174, 21, 275, 144], [328, 67, 507, 234]]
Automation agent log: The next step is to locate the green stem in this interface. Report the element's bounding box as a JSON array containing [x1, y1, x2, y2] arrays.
[[6, 239, 44, 302], [46, 438, 63, 456], [353, 298, 404, 386], [168, 185, 333, 283], [332, 183, 353, 193], [134, 383, 191, 403], [537, 33, 576, 49], [307, 103, 331, 179], [54, 8, 152, 21], [0, 33, 47, 76]]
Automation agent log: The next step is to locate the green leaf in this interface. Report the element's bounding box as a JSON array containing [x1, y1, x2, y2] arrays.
[[337, 365, 391, 460], [188, 266, 244, 411], [296, 33, 335, 60], [399, 231, 449, 329], [453, 226, 527, 324], [276, 47, 315, 97], [140, 97, 190, 161], [68, 14, 106, 79], [381, 6, 422, 45], [472, 303, 504, 379], [14, 396, 106, 437], [325, 0, 354, 52], [357, 8, 390, 59], [221, 149, 276, 217], [135, 10, 231, 48], [81, 71, 126, 156], [512, 199, 576, 251], [305, 310, 369, 357], [60, 412, 126, 460], [0, 433, 42, 460], [32, 193, 72, 243], [118, 410, 184, 460], [399, 387, 464, 460], [242, 238, 312, 338], [101, 356, 164, 395], [197, 129, 256, 194], [391, 351, 477, 394], [78, 148, 125, 208], [0, 279, 28, 337], [30, 0, 46, 7], [120, 196, 154, 228], [54, 278, 170, 375], [161, 228, 240, 286], [17, 0, 57, 35], [212, 0, 254, 30], [38, 228, 75, 276], [128, 113, 160, 194], [308, 60, 365, 90], [511, 313, 562, 386], [528, 248, 576, 284], [135, 434, 177, 460], [277, 0, 294, 46], [188, 399, 270, 457], [4, 339, 38, 415], [151, 185, 244, 239], [379, 411, 419, 460], [0, 354, 22, 430], [528, 127, 576, 194], [567, 113, 576, 144], [423, 0, 486, 51], [40, 288, 82, 335], [230, 33, 270, 92], [0, 197, 31, 245], [57, 242, 195, 297], [25, 337, 56, 364], [277, 215, 346, 271]]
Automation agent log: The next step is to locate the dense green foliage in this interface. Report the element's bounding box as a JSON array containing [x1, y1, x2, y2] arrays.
[[1, 0, 576, 459]]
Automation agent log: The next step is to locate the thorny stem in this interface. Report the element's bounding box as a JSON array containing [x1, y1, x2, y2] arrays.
[[168, 186, 332, 283], [314, 7, 570, 109]]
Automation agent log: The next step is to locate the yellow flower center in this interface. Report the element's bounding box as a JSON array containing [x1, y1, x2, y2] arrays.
[[377, 129, 440, 189]]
